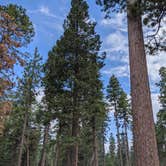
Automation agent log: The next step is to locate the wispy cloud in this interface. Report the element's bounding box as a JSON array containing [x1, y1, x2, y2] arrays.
[[39, 6, 50, 15], [38, 6, 63, 19], [28, 5, 63, 20], [43, 20, 63, 32], [28, 5, 64, 38], [104, 50, 166, 85], [105, 31, 128, 53], [106, 53, 129, 64], [100, 13, 127, 32], [147, 51, 166, 84], [102, 65, 129, 78]]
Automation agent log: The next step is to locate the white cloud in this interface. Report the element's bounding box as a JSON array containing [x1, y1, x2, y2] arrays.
[[101, 12, 165, 86], [28, 6, 64, 37], [101, 13, 127, 32], [151, 93, 161, 122], [103, 29, 165, 85], [147, 51, 166, 84], [28, 6, 63, 20], [106, 54, 129, 64], [38, 6, 63, 19], [105, 31, 128, 53], [39, 6, 50, 15], [102, 65, 129, 78], [103, 49, 165, 89], [36, 88, 44, 103]]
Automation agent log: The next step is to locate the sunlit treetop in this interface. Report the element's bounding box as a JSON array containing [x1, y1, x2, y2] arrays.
[[0, 4, 35, 97], [1, 4, 34, 45]]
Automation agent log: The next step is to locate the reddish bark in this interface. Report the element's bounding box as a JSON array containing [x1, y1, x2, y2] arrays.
[[127, 1, 160, 165]]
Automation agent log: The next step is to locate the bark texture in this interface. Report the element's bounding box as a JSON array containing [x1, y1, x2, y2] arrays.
[[17, 113, 28, 166], [38, 123, 50, 166], [127, 1, 159, 166]]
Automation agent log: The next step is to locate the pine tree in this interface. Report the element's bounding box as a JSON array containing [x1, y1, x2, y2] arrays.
[[0, 101, 40, 166], [156, 67, 166, 166], [42, 46, 72, 166], [0, 48, 42, 166], [0, 4, 34, 95], [109, 133, 116, 166], [105, 133, 117, 166], [43, 0, 105, 165], [118, 90, 131, 166], [0, 100, 23, 165], [0, 4, 34, 135], [35, 97, 53, 166], [38, 121, 50, 166], [97, 1, 161, 165], [98, 120, 107, 166], [107, 75, 123, 166], [16, 48, 42, 166]]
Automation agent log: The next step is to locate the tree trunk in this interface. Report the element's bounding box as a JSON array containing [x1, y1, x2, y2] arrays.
[[71, 112, 79, 166], [127, 1, 159, 166], [124, 120, 130, 166], [115, 113, 123, 166], [66, 148, 72, 166], [101, 123, 105, 166], [26, 142, 30, 166], [54, 142, 59, 166], [54, 124, 61, 166], [92, 116, 99, 166], [39, 123, 50, 166], [17, 112, 28, 166]]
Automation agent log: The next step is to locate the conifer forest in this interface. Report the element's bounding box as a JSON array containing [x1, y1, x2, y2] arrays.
[[0, 0, 166, 166]]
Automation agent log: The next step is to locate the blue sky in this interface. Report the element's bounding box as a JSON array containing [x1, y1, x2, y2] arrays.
[[1, 0, 165, 150]]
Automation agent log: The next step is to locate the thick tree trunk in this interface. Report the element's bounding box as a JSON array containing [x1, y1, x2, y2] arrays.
[[124, 121, 130, 166], [115, 113, 123, 166], [71, 112, 79, 166], [39, 123, 50, 166], [127, 1, 159, 166], [92, 116, 99, 166], [17, 112, 28, 166]]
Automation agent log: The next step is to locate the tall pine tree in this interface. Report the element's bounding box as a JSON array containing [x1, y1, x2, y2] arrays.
[[107, 75, 123, 166], [43, 0, 105, 165], [0, 4, 34, 136], [16, 48, 42, 166]]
